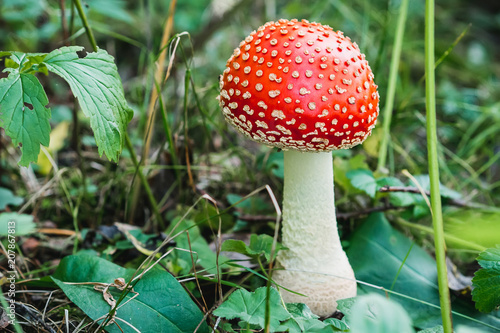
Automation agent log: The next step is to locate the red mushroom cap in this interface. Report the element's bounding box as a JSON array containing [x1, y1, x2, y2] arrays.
[[218, 19, 380, 151]]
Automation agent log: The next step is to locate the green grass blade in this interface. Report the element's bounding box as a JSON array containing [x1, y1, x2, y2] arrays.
[[377, 0, 409, 173], [425, 0, 453, 331]]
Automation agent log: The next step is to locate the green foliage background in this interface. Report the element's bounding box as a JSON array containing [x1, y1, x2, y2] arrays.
[[0, 0, 499, 332]]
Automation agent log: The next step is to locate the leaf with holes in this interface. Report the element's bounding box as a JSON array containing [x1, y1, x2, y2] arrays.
[[0, 52, 51, 166], [44, 46, 132, 162]]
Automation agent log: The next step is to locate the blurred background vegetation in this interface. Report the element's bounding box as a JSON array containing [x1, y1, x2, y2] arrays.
[[0, 0, 499, 330]]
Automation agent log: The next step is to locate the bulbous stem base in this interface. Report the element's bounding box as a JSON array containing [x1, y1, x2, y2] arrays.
[[274, 150, 357, 317]]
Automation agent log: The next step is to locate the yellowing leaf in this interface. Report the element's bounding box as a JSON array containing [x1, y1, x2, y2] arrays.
[[36, 121, 69, 175]]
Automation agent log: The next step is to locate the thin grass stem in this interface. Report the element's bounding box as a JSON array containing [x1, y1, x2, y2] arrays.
[[377, 0, 409, 173], [425, 0, 453, 331]]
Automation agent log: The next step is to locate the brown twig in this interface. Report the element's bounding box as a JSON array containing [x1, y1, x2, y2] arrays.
[[378, 185, 468, 207]]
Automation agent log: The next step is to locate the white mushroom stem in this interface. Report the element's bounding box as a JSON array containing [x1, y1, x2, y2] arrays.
[[274, 150, 357, 317]]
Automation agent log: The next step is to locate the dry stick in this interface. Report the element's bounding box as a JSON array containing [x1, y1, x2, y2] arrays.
[[129, 0, 178, 223]]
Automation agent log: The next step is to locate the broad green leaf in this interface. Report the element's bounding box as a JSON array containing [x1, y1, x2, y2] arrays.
[[277, 303, 349, 332], [346, 169, 377, 198], [44, 46, 132, 162], [221, 234, 283, 261], [0, 67, 51, 166], [336, 297, 356, 317], [213, 287, 290, 332], [52, 254, 208, 333], [0, 187, 23, 209], [0, 212, 36, 236], [323, 318, 350, 332], [348, 294, 414, 333], [472, 246, 500, 313], [346, 213, 500, 331], [333, 155, 369, 193]]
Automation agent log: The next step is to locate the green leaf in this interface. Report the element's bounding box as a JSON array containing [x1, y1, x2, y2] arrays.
[[323, 318, 350, 332], [51, 254, 208, 333], [44, 46, 132, 162], [333, 155, 369, 193], [0, 66, 51, 166], [4, 52, 48, 75], [0, 212, 36, 236], [346, 213, 500, 330], [221, 234, 283, 261], [349, 294, 414, 333], [376, 177, 417, 207], [277, 303, 349, 332], [336, 297, 356, 318], [213, 287, 290, 332], [472, 246, 500, 313], [0, 187, 23, 209], [346, 169, 377, 198]]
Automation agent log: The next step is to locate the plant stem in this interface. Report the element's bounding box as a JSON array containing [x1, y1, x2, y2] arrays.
[[72, 0, 164, 229], [425, 0, 453, 331], [125, 134, 165, 229], [129, 0, 177, 223], [377, 0, 409, 173], [72, 0, 98, 52]]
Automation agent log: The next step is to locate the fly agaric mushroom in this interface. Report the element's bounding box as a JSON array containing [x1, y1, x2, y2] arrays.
[[217, 19, 379, 317]]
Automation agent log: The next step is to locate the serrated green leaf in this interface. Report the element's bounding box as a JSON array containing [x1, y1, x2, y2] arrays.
[[323, 318, 350, 332], [221, 234, 283, 261], [44, 46, 132, 162], [0, 69, 51, 166], [4, 52, 48, 74], [348, 294, 414, 333], [277, 303, 348, 332], [52, 254, 208, 333], [472, 246, 500, 313], [213, 287, 290, 332], [346, 169, 377, 198]]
